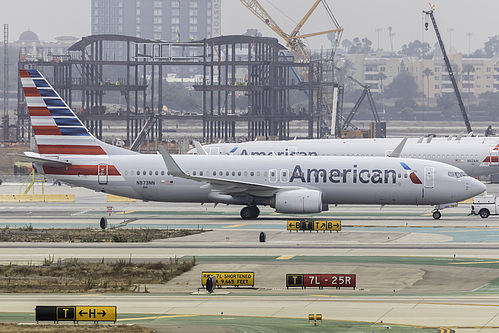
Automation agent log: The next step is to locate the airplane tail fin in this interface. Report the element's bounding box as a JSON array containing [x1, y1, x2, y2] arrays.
[[19, 69, 135, 157]]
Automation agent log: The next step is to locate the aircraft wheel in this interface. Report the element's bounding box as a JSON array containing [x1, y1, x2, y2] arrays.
[[479, 209, 490, 218], [432, 211, 441, 219], [240, 206, 260, 220], [250, 206, 260, 219], [240, 206, 253, 220]]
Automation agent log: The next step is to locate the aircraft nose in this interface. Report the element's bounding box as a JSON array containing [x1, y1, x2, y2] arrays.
[[471, 178, 486, 196]]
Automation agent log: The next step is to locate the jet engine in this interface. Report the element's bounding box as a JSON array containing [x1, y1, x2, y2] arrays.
[[270, 189, 323, 214]]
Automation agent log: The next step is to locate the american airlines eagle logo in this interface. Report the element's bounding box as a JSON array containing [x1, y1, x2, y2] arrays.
[[399, 162, 422, 184]]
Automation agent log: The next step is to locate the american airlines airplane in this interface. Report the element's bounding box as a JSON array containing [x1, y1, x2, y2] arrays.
[[190, 137, 499, 178], [18, 69, 485, 220]]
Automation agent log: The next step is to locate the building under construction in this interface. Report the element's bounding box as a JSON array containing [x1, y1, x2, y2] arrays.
[[17, 34, 335, 147]]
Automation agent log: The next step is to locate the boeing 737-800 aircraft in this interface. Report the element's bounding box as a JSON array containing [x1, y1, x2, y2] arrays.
[[19, 69, 485, 219], [190, 137, 499, 178]]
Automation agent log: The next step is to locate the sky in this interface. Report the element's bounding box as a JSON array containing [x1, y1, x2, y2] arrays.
[[0, 0, 496, 55]]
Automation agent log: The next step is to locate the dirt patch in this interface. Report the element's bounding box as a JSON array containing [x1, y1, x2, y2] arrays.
[[0, 323, 152, 332], [0, 227, 204, 243], [0, 257, 196, 293]]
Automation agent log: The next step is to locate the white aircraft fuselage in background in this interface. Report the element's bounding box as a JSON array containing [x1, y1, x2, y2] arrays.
[[190, 137, 499, 178], [19, 69, 486, 219]]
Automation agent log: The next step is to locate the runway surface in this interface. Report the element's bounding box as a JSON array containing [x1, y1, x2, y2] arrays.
[[1, 183, 499, 332]]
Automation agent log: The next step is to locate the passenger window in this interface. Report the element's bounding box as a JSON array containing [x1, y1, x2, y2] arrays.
[[155, 171, 158, 176], [232, 171, 235, 176], [143, 171, 146, 175], [250, 172, 254, 176], [161, 171, 165, 176], [200, 171, 203, 176], [149, 171, 152, 175], [193, 171, 196, 176], [125, 170, 128, 175], [238, 171, 241, 176]]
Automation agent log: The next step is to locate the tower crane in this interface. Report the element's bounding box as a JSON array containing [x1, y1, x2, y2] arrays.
[[239, 0, 343, 80], [423, 6, 472, 134]]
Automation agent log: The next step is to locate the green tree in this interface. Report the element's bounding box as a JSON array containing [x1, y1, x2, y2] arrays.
[[399, 40, 431, 57], [422, 68, 434, 109], [347, 37, 373, 55], [484, 35, 499, 57], [436, 93, 457, 115], [462, 64, 475, 110], [385, 70, 418, 99]]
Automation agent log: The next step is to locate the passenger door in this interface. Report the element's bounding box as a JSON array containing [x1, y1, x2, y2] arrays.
[[98, 163, 108, 185], [424, 166, 434, 188]]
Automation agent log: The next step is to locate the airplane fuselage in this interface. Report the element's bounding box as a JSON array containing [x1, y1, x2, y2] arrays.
[[40, 154, 482, 207], [192, 137, 499, 177]]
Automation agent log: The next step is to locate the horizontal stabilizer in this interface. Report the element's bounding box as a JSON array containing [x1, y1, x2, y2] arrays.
[[9, 152, 72, 167]]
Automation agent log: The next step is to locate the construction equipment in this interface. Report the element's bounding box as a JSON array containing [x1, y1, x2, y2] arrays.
[[240, 0, 343, 137], [424, 6, 473, 134], [130, 113, 158, 152], [239, 0, 343, 79], [341, 75, 381, 131]]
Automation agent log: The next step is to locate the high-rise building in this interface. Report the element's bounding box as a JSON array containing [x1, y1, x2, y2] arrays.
[[91, 0, 220, 41]]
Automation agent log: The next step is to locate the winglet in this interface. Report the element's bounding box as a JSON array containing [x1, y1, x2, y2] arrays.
[[159, 146, 188, 178], [388, 138, 407, 158], [194, 141, 208, 155]]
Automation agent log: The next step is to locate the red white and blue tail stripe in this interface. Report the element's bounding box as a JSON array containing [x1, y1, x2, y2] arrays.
[[20, 69, 127, 157]]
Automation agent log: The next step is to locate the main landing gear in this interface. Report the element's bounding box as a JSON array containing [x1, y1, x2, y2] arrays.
[[240, 206, 260, 220], [432, 210, 441, 219]]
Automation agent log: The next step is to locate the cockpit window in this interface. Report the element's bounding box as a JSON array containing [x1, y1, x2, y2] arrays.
[[448, 171, 467, 178]]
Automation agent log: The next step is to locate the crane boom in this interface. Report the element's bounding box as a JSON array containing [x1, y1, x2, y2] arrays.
[[424, 9, 472, 134], [239, 0, 289, 42]]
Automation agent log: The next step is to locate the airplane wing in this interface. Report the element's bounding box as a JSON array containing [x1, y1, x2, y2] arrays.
[[159, 146, 299, 197], [9, 152, 72, 167]]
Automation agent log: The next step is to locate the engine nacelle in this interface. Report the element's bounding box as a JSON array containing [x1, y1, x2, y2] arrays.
[[271, 189, 323, 214]]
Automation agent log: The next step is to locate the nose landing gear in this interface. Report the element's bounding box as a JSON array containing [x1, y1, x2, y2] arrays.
[[432, 210, 441, 219]]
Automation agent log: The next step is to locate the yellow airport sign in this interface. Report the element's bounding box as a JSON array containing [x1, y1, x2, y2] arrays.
[[201, 272, 254, 287], [56, 307, 75, 321], [287, 220, 341, 232], [287, 220, 303, 230], [75, 306, 117, 322]]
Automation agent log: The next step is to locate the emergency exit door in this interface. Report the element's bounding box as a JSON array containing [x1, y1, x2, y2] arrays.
[[98, 163, 108, 185]]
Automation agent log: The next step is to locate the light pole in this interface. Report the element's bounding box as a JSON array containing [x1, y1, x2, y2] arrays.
[[466, 32, 473, 55], [447, 28, 455, 52], [375, 28, 382, 51]]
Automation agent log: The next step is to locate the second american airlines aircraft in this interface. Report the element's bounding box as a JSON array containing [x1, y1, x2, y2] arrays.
[[190, 137, 499, 178], [19, 69, 485, 219]]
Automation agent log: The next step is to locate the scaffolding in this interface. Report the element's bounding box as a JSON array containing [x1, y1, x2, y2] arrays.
[[17, 34, 328, 145]]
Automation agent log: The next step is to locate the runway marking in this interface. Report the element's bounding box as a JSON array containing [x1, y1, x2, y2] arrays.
[[118, 314, 197, 321], [114, 211, 136, 215], [224, 224, 246, 228], [276, 255, 295, 260], [451, 260, 499, 265]]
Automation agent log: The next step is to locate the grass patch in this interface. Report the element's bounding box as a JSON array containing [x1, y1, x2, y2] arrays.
[[0, 256, 196, 293], [0, 226, 204, 243], [0, 323, 152, 332]]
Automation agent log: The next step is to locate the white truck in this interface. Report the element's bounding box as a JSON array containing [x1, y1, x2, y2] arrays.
[[471, 195, 499, 218]]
